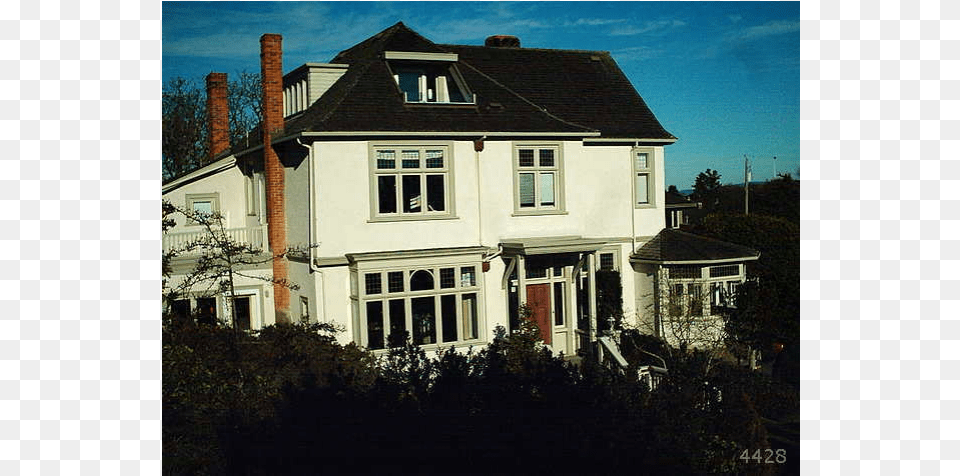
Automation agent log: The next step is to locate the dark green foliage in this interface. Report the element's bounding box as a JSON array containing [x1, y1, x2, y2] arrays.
[[596, 269, 624, 331], [692, 213, 800, 355], [164, 321, 797, 474]]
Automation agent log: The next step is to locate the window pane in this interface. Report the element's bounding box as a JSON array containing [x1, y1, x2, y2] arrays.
[[599, 253, 615, 271], [539, 149, 555, 167], [519, 173, 535, 207], [412, 297, 437, 345], [376, 150, 396, 169], [540, 173, 555, 206], [439, 268, 455, 288], [401, 150, 420, 169], [192, 200, 212, 215], [462, 293, 478, 340], [397, 71, 420, 101], [690, 285, 703, 316], [426, 175, 445, 212], [233, 296, 251, 331], [410, 270, 434, 291], [518, 149, 535, 167], [425, 150, 444, 168], [553, 282, 564, 326], [388, 271, 404, 293], [377, 176, 397, 213], [196, 298, 216, 326], [388, 299, 407, 346], [441, 295, 458, 342], [635, 152, 648, 169], [364, 273, 382, 295], [460, 267, 476, 287], [526, 264, 547, 279], [402, 175, 421, 213], [366, 301, 384, 350], [635, 173, 649, 204]]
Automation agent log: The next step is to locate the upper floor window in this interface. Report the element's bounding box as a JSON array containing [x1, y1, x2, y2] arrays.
[[513, 144, 564, 215], [633, 148, 655, 207], [369, 144, 454, 221], [185, 193, 220, 225], [386, 53, 473, 104]]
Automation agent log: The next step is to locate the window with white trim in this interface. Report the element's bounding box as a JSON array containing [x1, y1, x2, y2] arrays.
[[185, 193, 220, 225], [389, 61, 472, 104], [357, 264, 482, 350], [514, 144, 563, 213], [370, 145, 453, 219], [633, 148, 654, 207]]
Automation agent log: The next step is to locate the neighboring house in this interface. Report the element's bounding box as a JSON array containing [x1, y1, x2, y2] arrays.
[[631, 229, 759, 348], [664, 187, 701, 229], [162, 22, 753, 356]]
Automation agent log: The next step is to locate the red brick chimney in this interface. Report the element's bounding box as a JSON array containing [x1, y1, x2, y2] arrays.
[[260, 33, 290, 323], [205, 72, 230, 158]]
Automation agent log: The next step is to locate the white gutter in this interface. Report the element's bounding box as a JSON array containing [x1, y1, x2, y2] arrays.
[[583, 137, 677, 143], [162, 155, 236, 194], [297, 137, 326, 321], [300, 131, 602, 138]]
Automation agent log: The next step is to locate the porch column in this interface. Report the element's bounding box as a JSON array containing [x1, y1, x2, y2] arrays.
[[587, 251, 597, 342], [517, 255, 527, 306]]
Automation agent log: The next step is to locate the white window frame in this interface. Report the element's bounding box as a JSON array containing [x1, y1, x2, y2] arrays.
[[596, 246, 622, 272], [185, 193, 220, 226], [368, 143, 456, 222], [632, 147, 656, 208], [300, 295, 310, 323], [354, 261, 484, 350], [220, 288, 263, 331], [512, 143, 565, 215]]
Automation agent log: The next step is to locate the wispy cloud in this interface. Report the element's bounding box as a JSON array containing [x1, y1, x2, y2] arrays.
[[608, 19, 686, 36], [734, 20, 800, 41], [610, 45, 663, 62], [565, 18, 628, 27], [728, 14, 742, 23]]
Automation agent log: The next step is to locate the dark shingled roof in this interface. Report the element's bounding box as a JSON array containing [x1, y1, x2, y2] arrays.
[[665, 188, 694, 205], [238, 22, 673, 152], [633, 229, 760, 263]]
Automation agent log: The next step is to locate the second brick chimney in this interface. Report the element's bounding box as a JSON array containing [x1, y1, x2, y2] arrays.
[[205, 72, 230, 158], [260, 33, 290, 324]]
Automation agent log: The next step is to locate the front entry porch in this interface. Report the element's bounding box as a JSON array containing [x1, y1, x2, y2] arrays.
[[501, 236, 608, 356]]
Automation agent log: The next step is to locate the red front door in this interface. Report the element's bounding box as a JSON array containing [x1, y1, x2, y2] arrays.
[[526, 284, 551, 345]]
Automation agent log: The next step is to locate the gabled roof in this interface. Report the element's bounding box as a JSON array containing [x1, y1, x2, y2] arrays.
[[270, 22, 674, 143], [632, 229, 760, 264]]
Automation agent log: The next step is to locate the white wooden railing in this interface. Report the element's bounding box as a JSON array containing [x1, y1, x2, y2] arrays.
[[163, 225, 268, 254]]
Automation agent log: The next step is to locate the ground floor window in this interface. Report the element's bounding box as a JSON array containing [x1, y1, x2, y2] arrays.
[[356, 263, 483, 350]]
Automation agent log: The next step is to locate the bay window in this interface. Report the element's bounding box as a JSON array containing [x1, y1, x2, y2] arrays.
[[357, 263, 483, 350]]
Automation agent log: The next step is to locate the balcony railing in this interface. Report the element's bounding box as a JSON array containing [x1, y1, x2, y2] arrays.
[[163, 225, 268, 255]]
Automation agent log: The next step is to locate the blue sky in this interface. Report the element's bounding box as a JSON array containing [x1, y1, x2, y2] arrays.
[[163, 1, 799, 189]]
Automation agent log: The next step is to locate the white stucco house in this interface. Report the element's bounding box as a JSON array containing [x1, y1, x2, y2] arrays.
[[162, 23, 758, 356]]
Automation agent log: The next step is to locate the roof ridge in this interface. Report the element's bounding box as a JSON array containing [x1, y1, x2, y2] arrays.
[[456, 59, 597, 133], [441, 43, 612, 55]]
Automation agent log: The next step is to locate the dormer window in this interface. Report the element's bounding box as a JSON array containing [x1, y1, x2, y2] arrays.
[[385, 51, 473, 104]]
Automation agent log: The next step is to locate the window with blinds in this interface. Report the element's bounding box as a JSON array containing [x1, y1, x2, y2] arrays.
[[633, 148, 654, 207], [514, 145, 563, 213]]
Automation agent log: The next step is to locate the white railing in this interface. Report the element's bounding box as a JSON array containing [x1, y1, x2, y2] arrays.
[[163, 225, 268, 254]]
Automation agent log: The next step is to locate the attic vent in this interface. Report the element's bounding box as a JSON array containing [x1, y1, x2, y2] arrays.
[[485, 35, 520, 48]]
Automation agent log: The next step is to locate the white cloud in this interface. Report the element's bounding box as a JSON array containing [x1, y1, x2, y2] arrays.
[[608, 19, 686, 36], [735, 20, 800, 41]]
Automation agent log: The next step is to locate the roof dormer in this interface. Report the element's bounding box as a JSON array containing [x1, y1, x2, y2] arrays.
[[283, 62, 349, 117], [384, 51, 475, 105]]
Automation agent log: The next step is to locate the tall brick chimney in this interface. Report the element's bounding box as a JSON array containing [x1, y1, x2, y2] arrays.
[[260, 33, 290, 323], [205, 72, 230, 158]]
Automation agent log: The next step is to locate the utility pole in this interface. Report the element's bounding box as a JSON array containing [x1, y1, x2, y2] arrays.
[[773, 155, 778, 179], [744, 154, 751, 215]]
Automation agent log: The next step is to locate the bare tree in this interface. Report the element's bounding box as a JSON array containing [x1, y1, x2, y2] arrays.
[[162, 201, 298, 336]]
